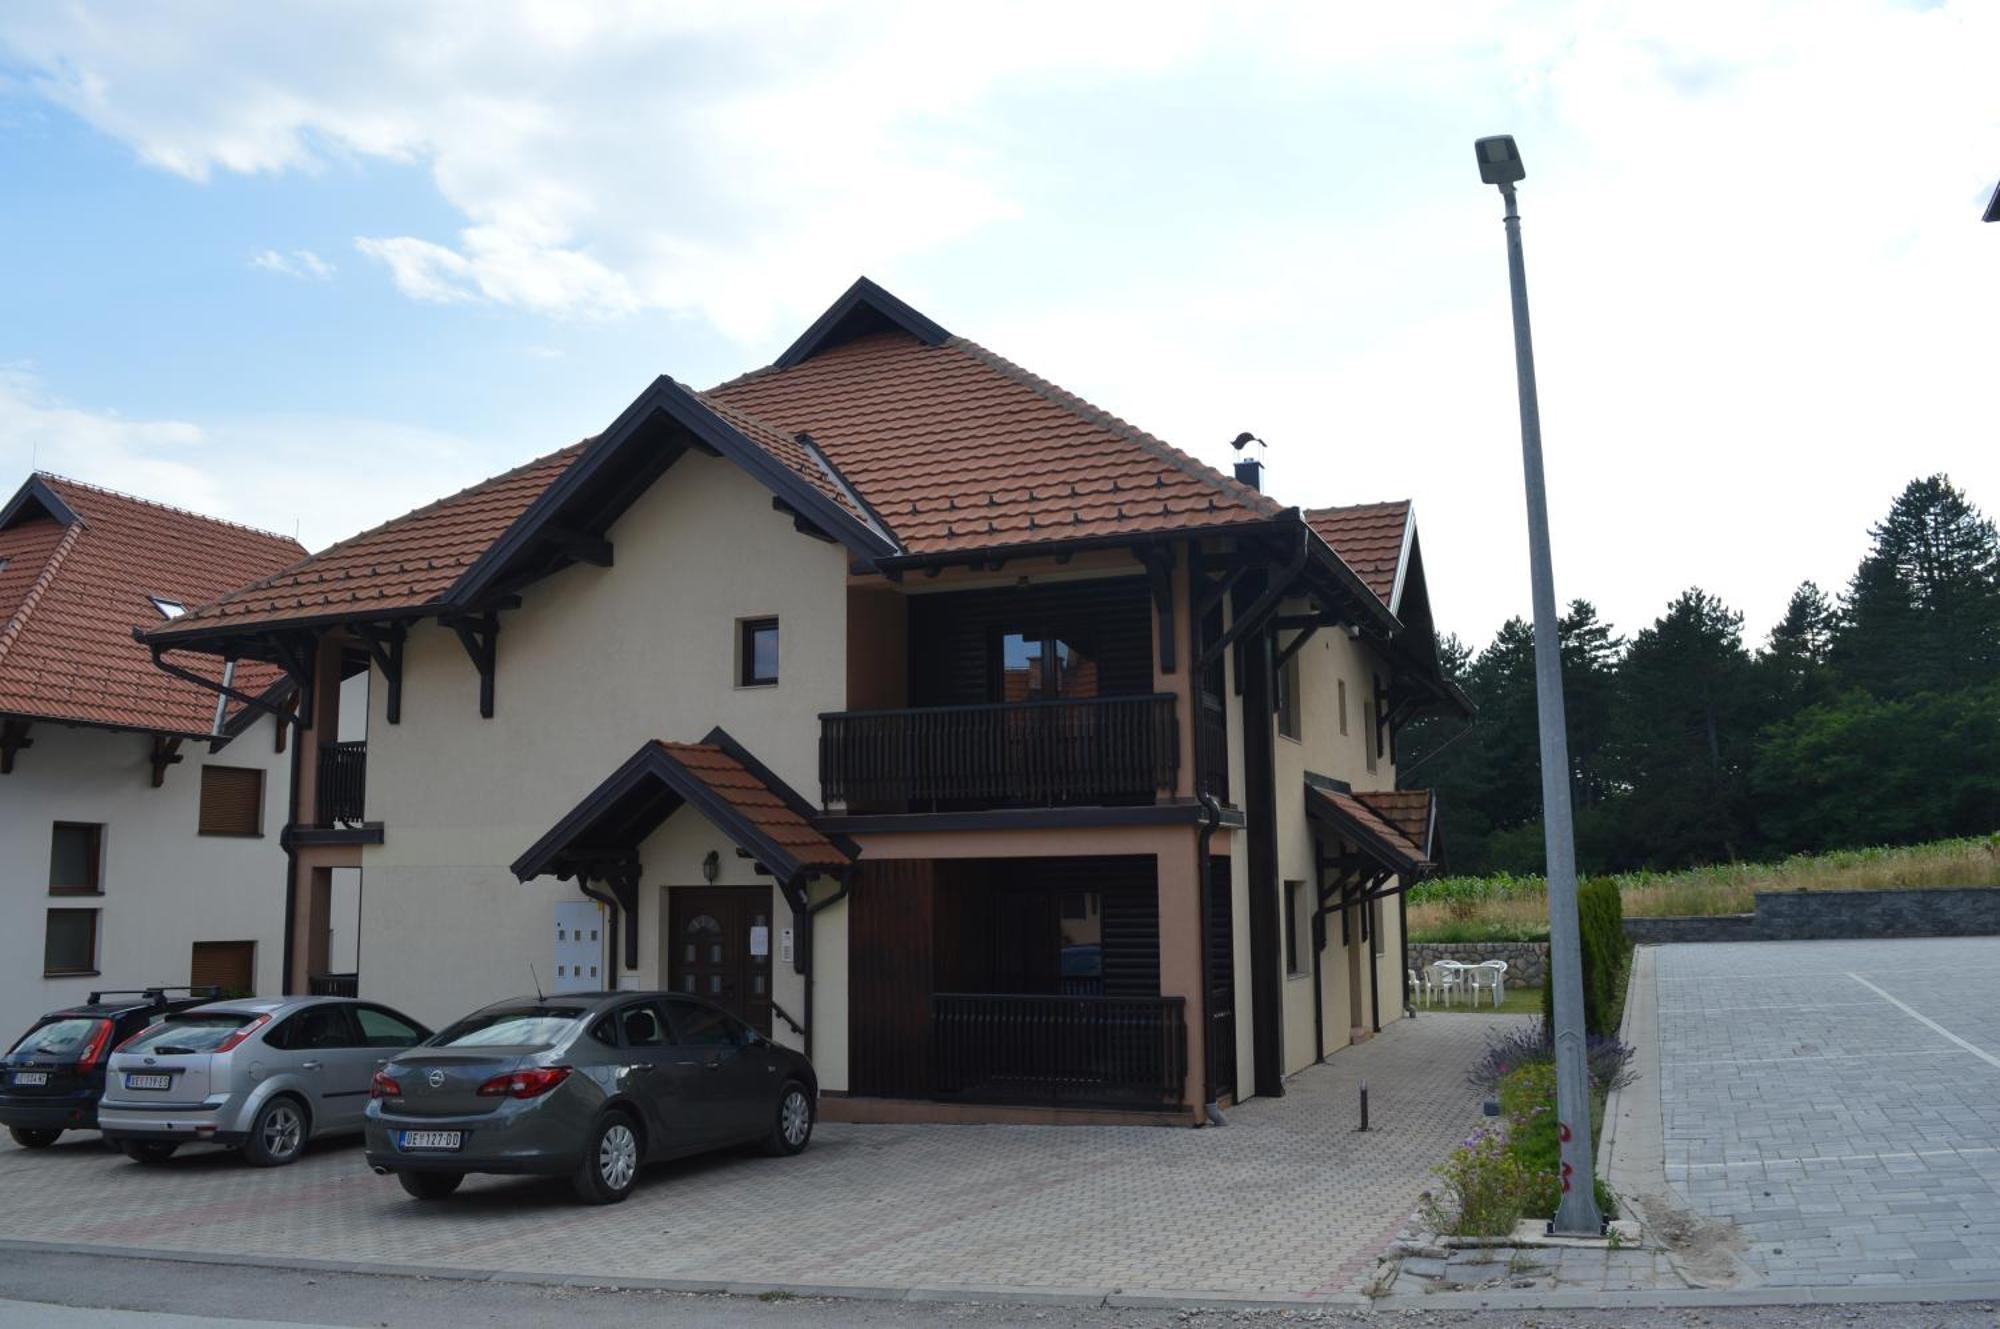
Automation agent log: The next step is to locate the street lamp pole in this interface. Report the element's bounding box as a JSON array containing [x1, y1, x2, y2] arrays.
[[1474, 134, 1602, 1235]]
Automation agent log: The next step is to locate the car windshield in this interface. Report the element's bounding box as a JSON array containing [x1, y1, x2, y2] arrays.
[[430, 1007, 580, 1049], [120, 1013, 254, 1055], [8, 1017, 104, 1059]]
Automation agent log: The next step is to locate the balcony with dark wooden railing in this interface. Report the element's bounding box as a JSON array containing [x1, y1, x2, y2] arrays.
[[314, 740, 367, 827], [931, 993, 1187, 1107], [819, 692, 1179, 812]]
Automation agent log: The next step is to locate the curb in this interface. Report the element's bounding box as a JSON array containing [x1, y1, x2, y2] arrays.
[[8, 1236, 2000, 1314]]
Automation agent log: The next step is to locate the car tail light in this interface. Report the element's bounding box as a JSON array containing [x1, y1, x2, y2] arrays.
[[74, 1020, 114, 1073], [370, 1070, 402, 1099], [213, 1013, 271, 1054], [476, 1066, 572, 1099]]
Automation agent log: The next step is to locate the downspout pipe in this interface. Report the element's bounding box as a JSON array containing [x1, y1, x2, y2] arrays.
[[1196, 789, 1224, 1127]]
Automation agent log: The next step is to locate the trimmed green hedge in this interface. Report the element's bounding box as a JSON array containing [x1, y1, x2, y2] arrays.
[[1540, 877, 1632, 1036]]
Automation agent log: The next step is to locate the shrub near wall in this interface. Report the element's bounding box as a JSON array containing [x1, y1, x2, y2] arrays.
[[1541, 878, 1631, 1036]]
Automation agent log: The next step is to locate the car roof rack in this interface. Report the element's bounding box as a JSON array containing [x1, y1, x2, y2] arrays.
[[84, 985, 222, 1006]]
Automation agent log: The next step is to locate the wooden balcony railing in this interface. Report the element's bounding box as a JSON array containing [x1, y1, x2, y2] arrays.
[[315, 741, 367, 826], [932, 993, 1187, 1107], [820, 693, 1178, 810]]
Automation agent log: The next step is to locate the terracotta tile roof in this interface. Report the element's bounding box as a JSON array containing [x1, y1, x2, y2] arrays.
[[1307, 783, 1433, 871], [1354, 788, 1436, 860], [1305, 501, 1410, 608], [160, 285, 1291, 640], [708, 332, 1282, 554], [159, 444, 584, 635], [652, 741, 852, 870], [0, 475, 304, 736]]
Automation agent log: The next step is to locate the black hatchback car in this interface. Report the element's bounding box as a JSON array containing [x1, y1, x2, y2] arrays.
[[1, 987, 221, 1148], [366, 991, 818, 1204]]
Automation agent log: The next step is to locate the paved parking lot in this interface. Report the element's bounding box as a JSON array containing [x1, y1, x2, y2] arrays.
[[0, 1013, 1512, 1300], [1653, 937, 2000, 1290]]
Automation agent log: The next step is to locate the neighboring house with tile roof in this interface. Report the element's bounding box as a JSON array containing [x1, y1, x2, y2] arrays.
[[147, 278, 1470, 1124], [0, 474, 313, 1056]]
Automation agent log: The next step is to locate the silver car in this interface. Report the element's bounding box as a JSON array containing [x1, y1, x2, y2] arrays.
[[98, 996, 430, 1166]]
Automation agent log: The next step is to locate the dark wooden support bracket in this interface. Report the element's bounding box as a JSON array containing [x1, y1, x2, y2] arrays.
[[1275, 621, 1323, 671], [1139, 546, 1177, 674], [0, 718, 31, 774], [443, 612, 500, 718], [771, 496, 838, 544], [263, 633, 319, 731], [599, 857, 643, 971], [352, 623, 407, 724], [149, 735, 184, 787], [145, 645, 303, 731], [542, 523, 613, 568]]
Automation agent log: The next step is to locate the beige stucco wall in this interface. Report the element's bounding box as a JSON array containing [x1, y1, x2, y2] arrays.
[[1264, 598, 1407, 1079], [355, 450, 848, 1033], [0, 716, 290, 1032]]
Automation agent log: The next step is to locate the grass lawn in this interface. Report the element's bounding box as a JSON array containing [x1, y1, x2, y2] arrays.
[[1420, 985, 1543, 1016], [1408, 834, 2000, 943]]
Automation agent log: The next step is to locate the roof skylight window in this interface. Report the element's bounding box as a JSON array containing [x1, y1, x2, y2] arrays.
[[150, 596, 187, 619]]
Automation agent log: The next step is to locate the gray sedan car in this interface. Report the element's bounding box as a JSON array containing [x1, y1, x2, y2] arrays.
[[98, 996, 431, 1166], [364, 991, 817, 1204]]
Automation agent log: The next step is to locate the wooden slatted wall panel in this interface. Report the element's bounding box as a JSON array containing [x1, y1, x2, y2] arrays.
[[848, 859, 938, 1098]]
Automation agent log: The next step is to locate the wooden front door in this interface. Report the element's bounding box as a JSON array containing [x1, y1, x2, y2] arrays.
[[667, 887, 773, 1036]]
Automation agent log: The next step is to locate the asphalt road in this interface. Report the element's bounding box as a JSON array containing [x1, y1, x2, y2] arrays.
[[2, 1252, 1997, 1329]]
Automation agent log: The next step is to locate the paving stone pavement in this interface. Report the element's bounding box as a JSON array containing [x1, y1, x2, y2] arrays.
[[1652, 937, 2000, 1290], [0, 1013, 1518, 1298]]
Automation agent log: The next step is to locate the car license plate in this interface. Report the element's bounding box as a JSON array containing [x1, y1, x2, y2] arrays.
[[398, 1130, 462, 1151], [11, 1072, 49, 1087], [124, 1073, 172, 1091]]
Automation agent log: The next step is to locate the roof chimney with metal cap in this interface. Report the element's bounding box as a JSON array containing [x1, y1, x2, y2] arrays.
[[1230, 431, 1265, 493]]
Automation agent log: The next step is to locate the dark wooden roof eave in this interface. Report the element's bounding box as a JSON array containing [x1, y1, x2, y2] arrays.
[[511, 732, 849, 889]]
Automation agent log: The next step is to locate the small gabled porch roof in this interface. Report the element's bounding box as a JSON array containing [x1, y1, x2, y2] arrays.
[[512, 727, 856, 894], [1303, 777, 1437, 881]]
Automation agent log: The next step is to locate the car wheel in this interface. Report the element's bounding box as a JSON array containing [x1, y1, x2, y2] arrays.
[[121, 1140, 179, 1165], [764, 1080, 814, 1157], [242, 1097, 308, 1167], [396, 1170, 464, 1201], [571, 1111, 640, 1205], [8, 1127, 61, 1149]]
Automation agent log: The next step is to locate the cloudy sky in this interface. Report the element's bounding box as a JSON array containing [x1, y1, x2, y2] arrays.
[[2, 1, 1995, 650]]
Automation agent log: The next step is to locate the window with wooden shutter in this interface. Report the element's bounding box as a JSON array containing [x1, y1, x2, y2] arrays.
[[198, 766, 264, 836], [190, 940, 256, 995], [49, 823, 103, 894]]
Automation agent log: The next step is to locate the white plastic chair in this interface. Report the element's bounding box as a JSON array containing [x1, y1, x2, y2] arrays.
[[1407, 968, 1422, 1006], [1425, 961, 1463, 1008], [1466, 960, 1507, 1009]]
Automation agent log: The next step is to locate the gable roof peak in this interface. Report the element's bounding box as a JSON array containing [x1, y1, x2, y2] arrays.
[[773, 275, 951, 370]]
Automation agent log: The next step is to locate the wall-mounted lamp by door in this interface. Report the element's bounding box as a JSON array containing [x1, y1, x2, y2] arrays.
[[701, 850, 720, 883]]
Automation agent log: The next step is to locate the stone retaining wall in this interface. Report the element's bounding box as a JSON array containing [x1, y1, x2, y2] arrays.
[[1752, 886, 2000, 940], [1623, 914, 1755, 945], [1408, 940, 1547, 987], [1624, 886, 2000, 945]]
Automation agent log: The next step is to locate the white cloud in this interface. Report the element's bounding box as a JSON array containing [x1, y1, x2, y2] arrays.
[[0, 368, 492, 553], [250, 248, 334, 280], [3, 2, 1997, 641]]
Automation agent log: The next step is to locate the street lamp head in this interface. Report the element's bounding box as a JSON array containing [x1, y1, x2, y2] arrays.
[[1984, 178, 2000, 223], [1475, 135, 1526, 187]]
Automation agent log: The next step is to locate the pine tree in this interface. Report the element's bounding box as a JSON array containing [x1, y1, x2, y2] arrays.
[[1834, 475, 2000, 696], [1612, 589, 1755, 865], [1759, 580, 1836, 716]]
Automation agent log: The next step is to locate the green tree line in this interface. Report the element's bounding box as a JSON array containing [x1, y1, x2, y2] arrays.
[[1404, 475, 2000, 874]]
